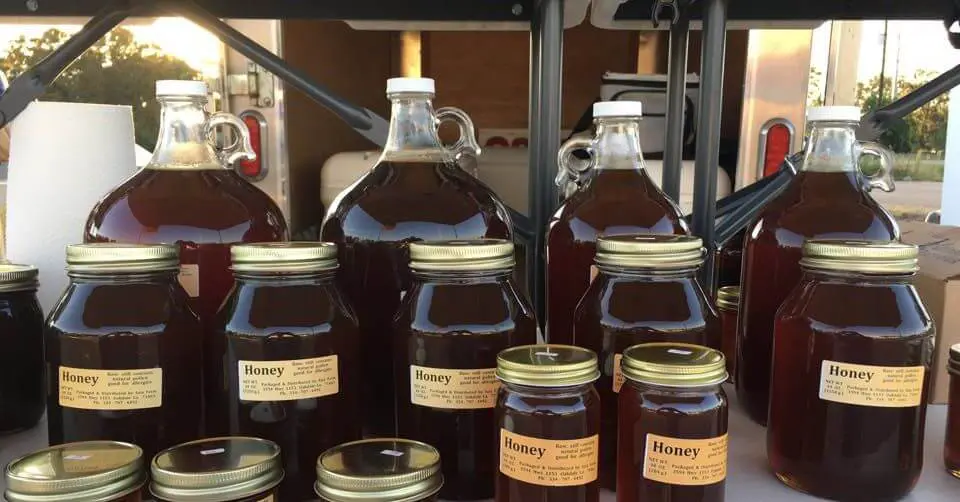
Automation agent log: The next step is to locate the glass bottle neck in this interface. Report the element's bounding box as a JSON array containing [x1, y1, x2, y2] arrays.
[[148, 96, 223, 170], [801, 121, 859, 174], [594, 118, 646, 172], [382, 93, 447, 161]]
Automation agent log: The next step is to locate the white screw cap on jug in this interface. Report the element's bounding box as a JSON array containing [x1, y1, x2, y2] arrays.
[[807, 106, 861, 123], [593, 101, 643, 118], [156, 80, 208, 97], [387, 77, 436, 95]]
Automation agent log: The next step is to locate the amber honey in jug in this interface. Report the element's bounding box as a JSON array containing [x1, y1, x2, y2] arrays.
[[738, 106, 899, 425], [321, 77, 513, 436], [84, 80, 289, 384], [547, 101, 688, 346]]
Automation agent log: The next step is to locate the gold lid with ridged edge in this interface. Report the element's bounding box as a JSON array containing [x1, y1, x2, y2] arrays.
[[231, 242, 338, 273], [497, 344, 600, 387], [0, 263, 38, 292], [66, 243, 179, 273], [150, 437, 282, 502], [314, 439, 442, 502], [621, 343, 727, 388], [949, 343, 960, 377], [716, 286, 740, 311], [800, 240, 918, 274], [409, 239, 514, 272], [4, 440, 145, 502], [595, 235, 704, 270]]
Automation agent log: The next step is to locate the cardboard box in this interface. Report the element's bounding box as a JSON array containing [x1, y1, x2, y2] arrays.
[[900, 221, 960, 404]]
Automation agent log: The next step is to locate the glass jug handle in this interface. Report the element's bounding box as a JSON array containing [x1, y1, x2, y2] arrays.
[[555, 136, 596, 188], [437, 107, 482, 159], [204, 112, 256, 166], [857, 141, 896, 193]]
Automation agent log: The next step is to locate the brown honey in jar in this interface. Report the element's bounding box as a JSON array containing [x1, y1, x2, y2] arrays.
[[4, 440, 146, 502], [395, 239, 538, 500], [617, 343, 728, 502], [715, 286, 739, 383], [150, 437, 283, 502], [45, 244, 203, 463], [573, 234, 721, 489], [495, 345, 601, 502], [768, 240, 933, 500], [207, 242, 361, 499], [946, 344, 960, 478], [0, 264, 45, 434], [547, 101, 688, 346], [739, 106, 899, 425], [314, 438, 443, 502], [320, 77, 513, 436]]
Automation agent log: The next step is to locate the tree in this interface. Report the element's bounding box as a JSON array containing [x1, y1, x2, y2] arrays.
[[808, 67, 825, 108], [1, 28, 201, 150], [855, 71, 949, 154]]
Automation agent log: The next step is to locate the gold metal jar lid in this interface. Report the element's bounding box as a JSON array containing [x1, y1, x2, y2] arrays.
[[66, 243, 180, 273], [231, 242, 338, 273], [0, 263, 39, 292], [621, 343, 727, 388], [949, 343, 960, 377], [409, 239, 514, 272], [150, 437, 282, 502], [595, 235, 704, 269], [800, 240, 918, 274], [497, 344, 600, 387], [716, 286, 739, 311], [4, 440, 145, 502], [315, 438, 442, 502]]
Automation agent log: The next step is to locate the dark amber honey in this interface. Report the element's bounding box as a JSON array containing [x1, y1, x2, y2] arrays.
[[715, 286, 738, 383], [0, 265, 44, 434], [947, 345, 960, 478]]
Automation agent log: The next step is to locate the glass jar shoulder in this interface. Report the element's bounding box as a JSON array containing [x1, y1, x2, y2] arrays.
[[579, 274, 715, 329], [220, 280, 357, 337], [47, 281, 196, 335], [549, 178, 687, 237], [0, 290, 44, 324], [499, 384, 599, 419], [400, 277, 537, 336], [627, 384, 727, 416]]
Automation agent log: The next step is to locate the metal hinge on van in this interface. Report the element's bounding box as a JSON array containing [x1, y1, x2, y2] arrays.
[[226, 62, 275, 108]]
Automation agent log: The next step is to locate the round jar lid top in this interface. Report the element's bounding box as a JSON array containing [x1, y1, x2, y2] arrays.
[[409, 239, 514, 272], [595, 234, 704, 270], [315, 438, 442, 502], [66, 243, 180, 273], [231, 242, 338, 273], [621, 343, 727, 388], [386, 77, 435, 95], [0, 263, 38, 291], [4, 440, 144, 502], [807, 105, 861, 123], [801, 240, 918, 275], [716, 286, 740, 311], [150, 437, 282, 502], [497, 344, 600, 387], [593, 100, 643, 118], [156, 80, 208, 97]]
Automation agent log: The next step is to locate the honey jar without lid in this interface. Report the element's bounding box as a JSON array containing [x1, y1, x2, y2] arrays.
[[314, 438, 443, 502]]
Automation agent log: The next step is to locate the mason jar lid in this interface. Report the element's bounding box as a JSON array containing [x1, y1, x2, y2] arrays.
[[150, 437, 283, 502], [4, 441, 145, 502], [595, 234, 704, 270], [314, 439, 442, 502], [715, 286, 740, 311], [621, 343, 727, 388], [949, 343, 960, 377], [800, 240, 918, 275], [66, 243, 180, 273], [231, 242, 338, 273], [0, 263, 39, 292], [409, 239, 514, 272], [497, 344, 600, 387]]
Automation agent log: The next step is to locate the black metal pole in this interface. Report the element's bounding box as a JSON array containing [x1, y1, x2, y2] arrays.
[[691, 0, 727, 292], [662, 14, 690, 201], [528, 0, 564, 330]]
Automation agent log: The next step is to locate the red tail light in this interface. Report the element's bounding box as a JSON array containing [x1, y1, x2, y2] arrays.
[[758, 119, 795, 178], [238, 110, 267, 181]]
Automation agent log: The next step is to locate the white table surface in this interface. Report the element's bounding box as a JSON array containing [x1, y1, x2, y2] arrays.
[[2, 388, 958, 501]]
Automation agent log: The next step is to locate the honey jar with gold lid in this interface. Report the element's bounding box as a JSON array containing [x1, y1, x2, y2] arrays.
[[945, 343, 960, 478], [314, 438, 443, 502]]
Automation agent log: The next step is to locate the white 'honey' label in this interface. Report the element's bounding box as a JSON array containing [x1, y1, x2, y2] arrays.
[[59, 366, 162, 410], [178, 264, 200, 298], [613, 353, 625, 393], [410, 365, 499, 409], [499, 429, 598, 486], [239, 356, 339, 401], [818, 360, 925, 408], [643, 433, 728, 486]]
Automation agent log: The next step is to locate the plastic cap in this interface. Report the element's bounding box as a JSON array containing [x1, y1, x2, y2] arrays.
[[386, 77, 435, 95], [807, 106, 861, 123], [156, 80, 208, 97], [593, 101, 643, 118]]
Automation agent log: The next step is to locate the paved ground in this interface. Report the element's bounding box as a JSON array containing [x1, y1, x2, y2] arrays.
[[873, 181, 943, 212]]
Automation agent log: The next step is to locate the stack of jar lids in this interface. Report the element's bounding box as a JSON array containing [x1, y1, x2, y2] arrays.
[[315, 438, 443, 502], [409, 239, 514, 272], [231, 242, 339, 273], [496, 344, 600, 387], [800, 240, 919, 274], [621, 343, 728, 387], [595, 235, 704, 269]]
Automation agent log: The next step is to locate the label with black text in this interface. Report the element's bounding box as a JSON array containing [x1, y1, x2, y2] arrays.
[[239, 356, 339, 401], [410, 365, 499, 409], [643, 433, 727, 486], [819, 360, 925, 408], [499, 429, 598, 487], [59, 366, 162, 410]]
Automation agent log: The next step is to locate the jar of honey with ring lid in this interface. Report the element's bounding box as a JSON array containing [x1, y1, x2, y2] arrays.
[[944, 344, 960, 477], [150, 437, 283, 502], [617, 343, 728, 502], [314, 438, 443, 502], [4, 440, 145, 502], [0, 263, 45, 434], [715, 286, 739, 383]]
